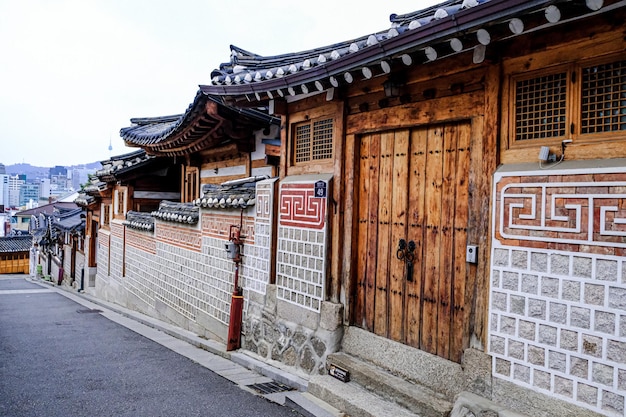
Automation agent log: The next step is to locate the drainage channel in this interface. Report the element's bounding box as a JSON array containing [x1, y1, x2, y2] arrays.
[[76, 308, 103, 314], [246, 381, 294, 395]]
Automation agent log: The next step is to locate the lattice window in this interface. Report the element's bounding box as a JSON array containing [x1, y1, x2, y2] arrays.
[[581, 59, 626, 134], [102, 204, 111, 226], [514, 72, 567, 141], [116, 188, 126, 216], [293, 118, 333, 163], [295, 123, 311, 163], [312, 119, 333, 160], [183, 167, 199, 203]]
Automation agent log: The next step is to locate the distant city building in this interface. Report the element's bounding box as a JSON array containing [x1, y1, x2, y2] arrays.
[[0, 174, 8, 209], [19, 183, 40, 207], [0, 163, 5, 175], [8, 175, 24, 208], [39, 178, 51, 200], [49, 165, 67, 178], [50, 172, 72, 197], [71, 168, 91, 191], [0, 213, 8, 237]]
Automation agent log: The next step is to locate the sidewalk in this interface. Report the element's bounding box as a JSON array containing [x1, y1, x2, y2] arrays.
[[24, 275, 343, 417]]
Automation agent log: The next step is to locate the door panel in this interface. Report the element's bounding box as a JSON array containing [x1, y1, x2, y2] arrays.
[[353, 122, 471, 362]]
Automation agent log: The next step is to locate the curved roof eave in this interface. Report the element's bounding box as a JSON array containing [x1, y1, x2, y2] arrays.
[[200, 0, 610, 101], [120, 90, 280, 157]]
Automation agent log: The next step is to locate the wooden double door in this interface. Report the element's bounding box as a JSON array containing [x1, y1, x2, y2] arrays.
[[353, 122, 471, 362]]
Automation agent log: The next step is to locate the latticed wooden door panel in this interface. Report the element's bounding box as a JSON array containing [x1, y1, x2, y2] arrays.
[[353, 122, 471, 363]]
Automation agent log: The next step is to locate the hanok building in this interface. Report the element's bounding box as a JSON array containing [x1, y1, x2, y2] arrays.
[[83, 91, 281, 346], [200, 0, 626, 416], [30, 203, 83, 284], [75, 149, 179, 291], [0, 235, 32, 274]]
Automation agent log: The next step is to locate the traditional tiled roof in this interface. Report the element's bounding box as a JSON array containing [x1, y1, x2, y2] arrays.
[[15, 202, 78, 217], [74, 192, 96, 207], [200, 0, 613, 103], [83, 179, 108, 195], [195, 176, 266, 209], [151, 201, 199, 225], [124, 211, 155, 231], [52, 208, 84, 233], [96, 149, 156, 182], [0, 235, 32, 253], [120, 91, 280, 157]]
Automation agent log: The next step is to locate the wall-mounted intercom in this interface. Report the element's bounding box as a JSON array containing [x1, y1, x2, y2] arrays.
[[466, 245, 478, 264]]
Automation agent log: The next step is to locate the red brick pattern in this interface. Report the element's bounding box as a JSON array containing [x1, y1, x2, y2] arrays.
[[111, 222, 124, 239], [279, 183, 326, 230], [156, 223, 202, 252], [126, 229, 157, 254], [201, 213, 255, 244], [495, 172, 626, 255]]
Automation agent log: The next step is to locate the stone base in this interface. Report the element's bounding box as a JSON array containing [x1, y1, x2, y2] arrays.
[[340, 326, 491, 400], [491, 378, 608, 417], [242, 289, 344, 376]]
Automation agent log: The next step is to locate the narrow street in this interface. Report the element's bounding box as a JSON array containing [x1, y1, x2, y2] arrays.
[[0, 275, 305, 417]]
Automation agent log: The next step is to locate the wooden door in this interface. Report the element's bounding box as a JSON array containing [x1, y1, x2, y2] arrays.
[[353, 122, 471, 362]]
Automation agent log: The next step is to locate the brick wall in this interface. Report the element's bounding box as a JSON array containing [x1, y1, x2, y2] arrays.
[[276, 177, 330, 312], [110, 221, 124, 279], [490, 167, 626, 416], [96, 230, 110, 281]]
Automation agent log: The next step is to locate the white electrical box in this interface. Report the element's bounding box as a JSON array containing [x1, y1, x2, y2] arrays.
[[466, 245, 478, 264], [225, 242, 239, 259], [538, 146, 550, 161]]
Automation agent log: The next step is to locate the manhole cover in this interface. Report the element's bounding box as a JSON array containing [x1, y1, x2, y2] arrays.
[[76, 308, 102, 314], [247, 381, 294, 394]]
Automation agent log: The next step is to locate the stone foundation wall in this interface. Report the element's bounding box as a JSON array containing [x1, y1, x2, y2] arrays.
[[242, 285, 343, 375]]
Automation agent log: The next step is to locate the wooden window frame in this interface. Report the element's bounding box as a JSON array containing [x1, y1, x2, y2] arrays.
[[102, 204, 111, 228], [287, 109, 337, 176], [505, 52, 626, 150], [292, 117, 334, 164], [579, 55, 626, 137], [182, 166, 199, 203], [114, 187, 128, 218]]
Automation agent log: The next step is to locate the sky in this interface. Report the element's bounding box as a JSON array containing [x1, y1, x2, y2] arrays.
[[0, 0, 438, 168]]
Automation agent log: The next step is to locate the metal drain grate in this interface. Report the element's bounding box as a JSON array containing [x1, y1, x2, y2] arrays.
[[247, 381, 294, 395], [76, 308, 102, 314]]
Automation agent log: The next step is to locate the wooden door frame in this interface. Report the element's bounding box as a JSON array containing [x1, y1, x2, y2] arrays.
[[347, 116, 492, 360]]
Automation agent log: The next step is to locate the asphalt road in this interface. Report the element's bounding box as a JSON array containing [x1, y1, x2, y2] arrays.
[[0, 275, 304, 417]]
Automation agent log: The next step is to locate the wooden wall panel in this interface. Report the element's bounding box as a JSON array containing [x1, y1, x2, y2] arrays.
[[406, 129, 427, 348], [374, 132, 394, 337], [421, 126, 444, 355], [389, 130, 409, 342], [364, 134, 380, 332]]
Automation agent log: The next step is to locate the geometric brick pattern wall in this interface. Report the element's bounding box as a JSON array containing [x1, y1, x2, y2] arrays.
[[200, 235, 239, 324], [243, 179, 276, 297], [156, 223, 202, 252], [96, 230, 110, 280], [126, 228, 156, 254], [98, 201, 272, 330], [110, 222, 125, 278], [276, 178, 329, 312], [121, 228, 236, 325], [490, 169, 626, 416], [120, 204, 271, 328], [124, 242, 158, 307]]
